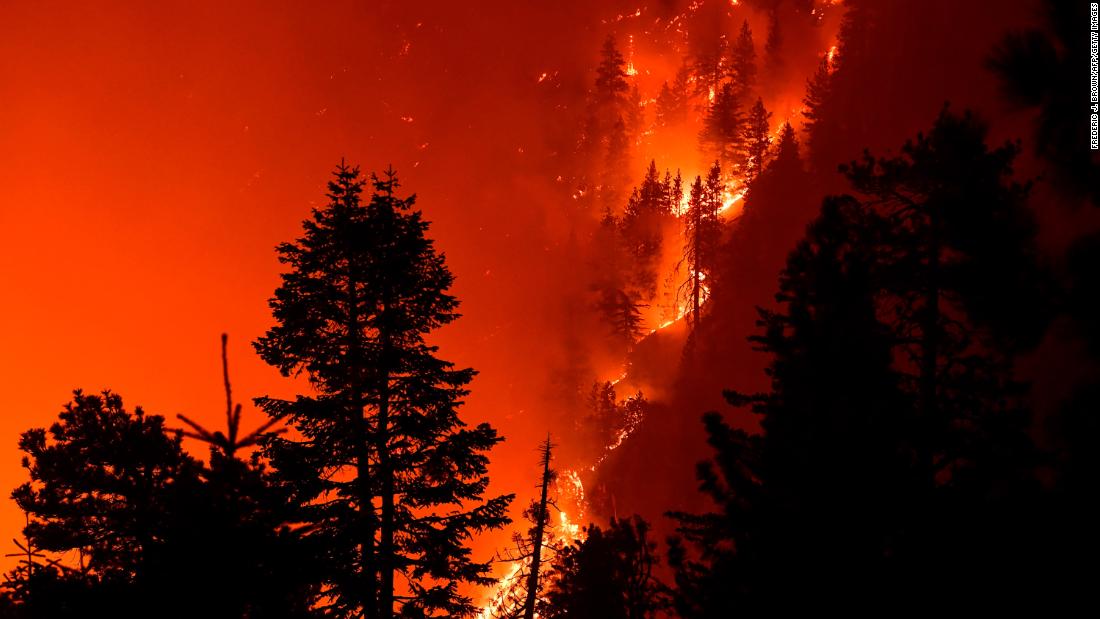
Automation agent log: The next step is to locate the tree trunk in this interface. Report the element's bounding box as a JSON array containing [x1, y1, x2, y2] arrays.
[[522, 439, 553, 619], [377, 334, 395, 619]]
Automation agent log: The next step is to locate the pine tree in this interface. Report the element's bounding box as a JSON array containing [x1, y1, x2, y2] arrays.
[[543, 516, 666, 619], [764, 7, 782, 68], [699, 84, 744, 180], [621, 161, 679, 304], [595, 36, 630, 112], [742, 98, 773, 184], [690, 36, 729, 101], [10, 390, 208, 616], [671, 109, 1050, 610], [839, 108, 1045, 491], [681, 164, 723, 330], [487, 438, 558, 619], [801, 56, 832, 153], [655, 64, 691, 127], [521, 438, 555, 619], [255, 162, 513, 618], [729, 20, 757, 102], [603, 116, 632, 209]]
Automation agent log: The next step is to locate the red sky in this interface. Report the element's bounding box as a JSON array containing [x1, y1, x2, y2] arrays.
[[0, 0, 619, 574], [0, 0, 1039, 589]]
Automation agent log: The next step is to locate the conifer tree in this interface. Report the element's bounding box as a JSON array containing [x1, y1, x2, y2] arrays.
[[621, 161, 679, 303], [655, 64, 691, 127], [10, 391, 208, 616], [487, 438, 558, 619], [742, 98, 773, 183], [729, 20, 757, 101], [682, 164, 723, 330], [255, 162, 513, 618], [690, 37, 729, 101], [543, 516, 666, 619], [670, 109, 1049, 610], [699, 84, 744, 180], [839, 108, 1045, 490], [764, 8, 782, 68], [801, 56, 832, 155]]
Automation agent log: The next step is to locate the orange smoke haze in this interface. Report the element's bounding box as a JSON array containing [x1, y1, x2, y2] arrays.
[[0, 0, 845, 592]]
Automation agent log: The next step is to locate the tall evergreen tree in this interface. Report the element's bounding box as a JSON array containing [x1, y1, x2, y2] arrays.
[[254, 162, 513, 618], [742, 98, 773, 183], [543, 516, 666, 619], [699, 84, 744, 181], [729, 20, 757, 102], [487, 438, 557, 619], [681, 164, 724, 330], [621, 161, 679, 303], [690, 36, 729, 101], [801, 55, 832, 159], [655, 64, 691, 127], [671, 109, 1050, 610], [840, 108, 1047, 490], [764, 7, 782, 68]]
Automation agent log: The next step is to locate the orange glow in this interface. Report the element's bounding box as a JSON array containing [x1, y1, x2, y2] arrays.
[[0, 0, 844, 603]]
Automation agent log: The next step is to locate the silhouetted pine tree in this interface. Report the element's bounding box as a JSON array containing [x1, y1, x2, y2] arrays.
[[489, 438, 558, 619], [654, 64, 691, 127], [800, 55, 832, 160], [621, 161, 680, 303], [603, 116, 633, 210], [543, 516, 666, 619], [177, 335, 316, 619], [764, 7, 782, 68], [9, 390, 207, 617], [728, 20, 757, 102], [254, 163, 513, 618], [681, 164, 724, 331], [690, 36, 729, 101], [741, 98, 772, 183], [699, 84, 744, 181], [672, 109, 1051, 610]]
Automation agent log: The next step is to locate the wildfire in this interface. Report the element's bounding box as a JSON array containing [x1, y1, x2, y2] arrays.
[[480, 3, 844, 612]]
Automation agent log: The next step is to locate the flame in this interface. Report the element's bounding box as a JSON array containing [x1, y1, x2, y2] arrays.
[[480, 5, 844, 611]]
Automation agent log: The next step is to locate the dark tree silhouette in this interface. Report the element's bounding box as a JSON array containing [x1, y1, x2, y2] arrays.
[[689, 36, 729, 101], [741, 98, 772, 183], [800, 55, 832, 161], [671, 109, 1053, 610], [254, 162, 513, 618], [177, 334, 285, 458], [621, 162, 681, 303], [9, 391, 206, 616], [655, 64, 691, 128], [489, 438, 558, 619], [583, 382, 645, 456], [728, 20, 757, 102], [543, 516, 666, 619], [699, 84, 744, 181], [681, 164, 724, 331]]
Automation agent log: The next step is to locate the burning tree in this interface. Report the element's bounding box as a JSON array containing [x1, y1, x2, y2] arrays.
[[699, 83, 745, 181], [487, 437, 559, 619], [254, 162, 513, 618], [728, 20, 757, 102], [681, 163, 724, 331], [742, 98, 773, 184]]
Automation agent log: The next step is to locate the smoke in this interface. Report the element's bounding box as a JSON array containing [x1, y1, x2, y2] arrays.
[[0, 0, 1060, 598]]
